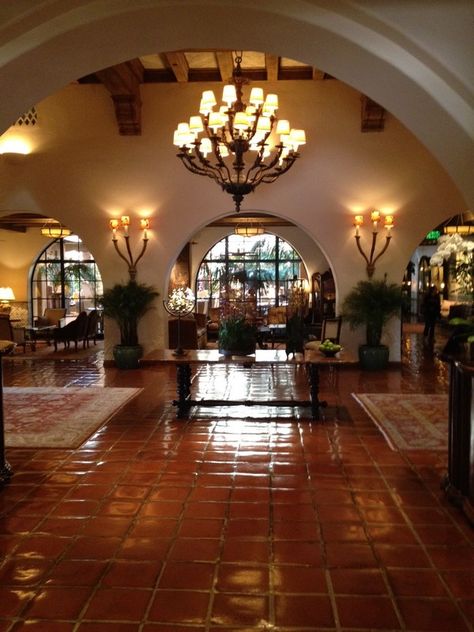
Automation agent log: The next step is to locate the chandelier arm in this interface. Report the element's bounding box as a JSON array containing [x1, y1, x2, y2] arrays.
[[260, 162, 296, 183], [243, 149, 266, 184], [243, 150, 281, 186], [257, 154, 298, 184], [179, 150, 224, 182], [208, 136, 235, 183], [177, 153, 211, 177]]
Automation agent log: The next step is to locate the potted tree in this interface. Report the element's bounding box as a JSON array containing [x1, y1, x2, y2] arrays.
[[342, 278, 402, 370], [100, 280, 159, 369]]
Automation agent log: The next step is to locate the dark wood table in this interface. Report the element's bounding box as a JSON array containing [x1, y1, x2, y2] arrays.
[[26, 325, 58, 350], [141, 348, 357, 420], [0, 340, 15, 484]]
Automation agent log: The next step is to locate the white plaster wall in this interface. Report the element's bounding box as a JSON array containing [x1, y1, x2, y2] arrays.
[[0, 227, 50, 302], [0, 0, 472, 207], [0, 78, 467, 360]]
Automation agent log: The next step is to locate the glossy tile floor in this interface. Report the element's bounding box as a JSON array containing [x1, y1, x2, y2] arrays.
[[0, 330, 472, 631]]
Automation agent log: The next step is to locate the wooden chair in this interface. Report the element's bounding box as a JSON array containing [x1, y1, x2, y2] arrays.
[[321, 316, 342, 343], [304, 316, 342, 349], [84, 310, 99, 347], [53, 311, 88, 350]]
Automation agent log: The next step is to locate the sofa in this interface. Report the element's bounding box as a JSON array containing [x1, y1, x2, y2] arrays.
[[168, 313, 208, 350]]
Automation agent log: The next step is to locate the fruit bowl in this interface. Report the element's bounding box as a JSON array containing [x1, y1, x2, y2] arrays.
[[319, 348, 339, 357], [319, 341, 342, 357]]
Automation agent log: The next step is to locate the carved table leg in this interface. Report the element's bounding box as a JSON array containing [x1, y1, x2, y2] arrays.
[[306, 363, 327, 421], [174, 362, 192, 419], [0, 350, 13, 484]]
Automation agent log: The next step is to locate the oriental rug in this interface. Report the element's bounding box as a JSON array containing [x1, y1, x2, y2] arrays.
[[3, 386, 142, 448], [352, 393, 449, 451]]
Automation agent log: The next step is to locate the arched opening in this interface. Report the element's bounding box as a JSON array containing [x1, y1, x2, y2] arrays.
[[31, 234, 103, 327], [196, 232, 306, 316]]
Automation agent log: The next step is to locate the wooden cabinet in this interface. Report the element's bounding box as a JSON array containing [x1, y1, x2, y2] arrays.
[[311, 270, 336, 323], [443, 358, 474, 525]]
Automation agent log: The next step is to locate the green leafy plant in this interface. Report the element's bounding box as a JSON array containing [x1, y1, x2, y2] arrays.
[[100, 281, 159, 346], [342, 279, 402, 346], [443, 316, 474, 355], [218, 315, 257, 356]]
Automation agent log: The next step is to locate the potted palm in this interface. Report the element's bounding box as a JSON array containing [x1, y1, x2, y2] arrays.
[[342, 278, 402, 370], [100, 280, 159, 369]]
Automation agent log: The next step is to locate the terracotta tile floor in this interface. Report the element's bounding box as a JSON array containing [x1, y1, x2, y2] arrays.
[[0, 330, 472, 631]]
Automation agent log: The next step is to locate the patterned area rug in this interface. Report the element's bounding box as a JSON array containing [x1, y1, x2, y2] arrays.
[[352, 393, 449, 451], [3, 386, 142, 448]]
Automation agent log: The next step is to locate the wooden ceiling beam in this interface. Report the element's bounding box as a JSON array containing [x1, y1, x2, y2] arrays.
[[164, 52, 189, 82], [265, 54, 279, 81], [313, 68, 326, 80], [95, 60, 144, 135], [216, 51, 234, 83], [360, 95, 386, 132]]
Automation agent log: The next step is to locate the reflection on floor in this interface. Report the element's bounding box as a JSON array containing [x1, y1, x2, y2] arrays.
[[0, 326, 472, 631]]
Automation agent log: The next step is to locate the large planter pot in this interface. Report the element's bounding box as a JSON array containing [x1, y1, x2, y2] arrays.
[[113, 344, 143, 369], [359, 344, 389, 371], [219, 343, 256, 357]]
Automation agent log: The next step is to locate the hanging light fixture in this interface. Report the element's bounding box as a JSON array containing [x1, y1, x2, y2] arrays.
[[442, 212, 474, 235], [173, 52, 306, 212], [234, 217, 265, 237], [41, 220, 72, 238]]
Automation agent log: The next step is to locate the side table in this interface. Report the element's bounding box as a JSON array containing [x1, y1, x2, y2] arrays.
[[26, 325, 58, 351]]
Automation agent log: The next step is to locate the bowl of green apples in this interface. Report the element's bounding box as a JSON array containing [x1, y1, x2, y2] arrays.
[[319, 339, 342, 357]]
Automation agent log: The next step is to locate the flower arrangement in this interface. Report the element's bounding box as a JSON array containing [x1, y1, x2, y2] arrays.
[[430, 234, 474, 300], [164, 287, 195, 316]]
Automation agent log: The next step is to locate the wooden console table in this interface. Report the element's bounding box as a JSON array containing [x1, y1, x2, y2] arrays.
[[141, 348, 357, 420]]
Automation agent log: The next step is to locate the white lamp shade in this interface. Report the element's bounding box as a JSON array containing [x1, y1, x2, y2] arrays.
[[0, 287, 15, 301], [249, 87, 264, 106], [222, 84, 237, 106]]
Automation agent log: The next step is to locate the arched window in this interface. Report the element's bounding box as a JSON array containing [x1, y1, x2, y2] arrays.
[[196, 233, 306, 315], [30, 235, 103, 325]]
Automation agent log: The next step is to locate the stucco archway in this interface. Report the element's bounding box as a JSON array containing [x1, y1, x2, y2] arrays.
[[0, 1, 472, 208]]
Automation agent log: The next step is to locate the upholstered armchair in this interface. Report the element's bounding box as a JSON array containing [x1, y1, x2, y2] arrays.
[[0, 313, 27, 352], [53, 311, 88, 350], [35, 307, 67, 328]]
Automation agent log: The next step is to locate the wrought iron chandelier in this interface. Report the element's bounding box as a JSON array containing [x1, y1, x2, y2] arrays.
[[173, 52, 306, 212]]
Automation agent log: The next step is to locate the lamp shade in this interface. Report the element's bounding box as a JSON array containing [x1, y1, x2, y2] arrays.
[[0, 287, 15, 301]]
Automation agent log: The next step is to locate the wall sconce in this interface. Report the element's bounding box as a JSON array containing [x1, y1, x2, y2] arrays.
[[109, 215, 150, 281], [353, 211, 394, 278]]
